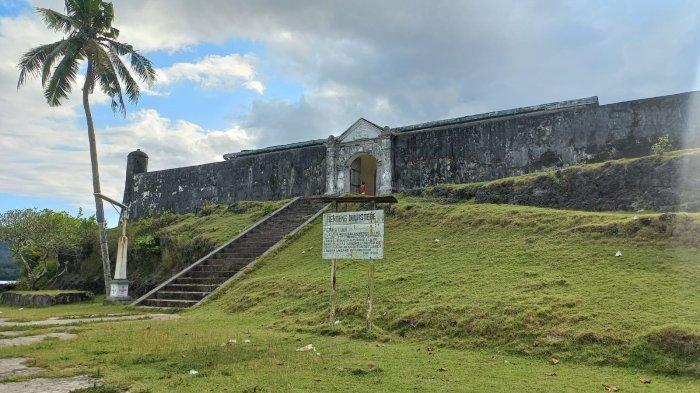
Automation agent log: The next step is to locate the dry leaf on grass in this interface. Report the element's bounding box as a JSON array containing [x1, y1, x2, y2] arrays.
[[548, 357, 560, 365], [602, 383, 619, 392]]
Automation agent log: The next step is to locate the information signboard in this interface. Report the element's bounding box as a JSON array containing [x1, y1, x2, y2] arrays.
[[322, 210, 384, 260]]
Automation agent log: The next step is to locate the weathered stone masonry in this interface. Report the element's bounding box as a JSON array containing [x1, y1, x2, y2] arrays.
[[126, 144, 326, 217], [124, 91, 700, 217]]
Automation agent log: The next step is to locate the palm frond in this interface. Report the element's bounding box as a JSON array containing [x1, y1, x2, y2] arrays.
[[36, 8, 77, 33], [94, 1, 114, 31], [19, 0, 154, 116], [17, 41, 64, 88], [86, 40, 126, 115], [40, 38, 81, 87], [107, 47, 140, 103], [99, 66, 126, 115], [102, 39, 156, 84], [44, 46, 81, 106], [63, 0, 81, 16], [82, 0, 103, 23]]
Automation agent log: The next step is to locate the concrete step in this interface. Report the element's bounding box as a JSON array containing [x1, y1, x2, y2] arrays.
[[263, 217, 309, 225], [228, 240, 278, 249], [141, 298, 198, 308], [220, 243, 277, 253], [154, 291, 209, 301], [216, 249, 268, 258], [244, 229, 292, 238], [163, 283, 219, 292], [192, 262, 248, 272], [183, 270, 238, 279], [251, 221, 301, 230], [173, 276, 228, 285], [136, 198, 327, 309], [205, 257, 254, 265]]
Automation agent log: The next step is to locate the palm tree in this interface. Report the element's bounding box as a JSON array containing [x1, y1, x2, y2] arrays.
[[17, 0, 155, 295]]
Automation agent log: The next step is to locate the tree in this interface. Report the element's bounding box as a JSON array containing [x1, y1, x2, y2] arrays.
[[0, 209, 96, 290], [17, 0, 155, 294]]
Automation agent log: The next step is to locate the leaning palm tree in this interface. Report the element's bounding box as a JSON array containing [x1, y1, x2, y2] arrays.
[[17, 0, 155, 295]]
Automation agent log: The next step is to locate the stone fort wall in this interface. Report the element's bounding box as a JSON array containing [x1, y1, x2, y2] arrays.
[[392, 92, 700, 189], [124, 91, 700, 218], [126, 144, 326, 217]]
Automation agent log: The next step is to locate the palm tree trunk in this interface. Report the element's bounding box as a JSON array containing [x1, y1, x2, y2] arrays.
[[82, 62, 112, 295]]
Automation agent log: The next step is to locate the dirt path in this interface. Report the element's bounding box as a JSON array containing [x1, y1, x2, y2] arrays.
[[0, 313, 178, 327], [0, 332, 77, 347]]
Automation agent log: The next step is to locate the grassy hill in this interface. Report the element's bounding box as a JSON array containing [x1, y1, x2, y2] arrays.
[[1, 197, 698, 392], [208, 198, 699, 377]]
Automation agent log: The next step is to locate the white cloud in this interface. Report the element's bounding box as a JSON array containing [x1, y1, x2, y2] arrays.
[[0, 12, 256, 214], [3, 0, 700, 215], [153, 54, 265, 94], [0, 107, 257, 211], [94, 0, 699, 146]]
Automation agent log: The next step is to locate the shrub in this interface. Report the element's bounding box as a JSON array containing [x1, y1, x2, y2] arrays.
[[0, 209, 96, 289], [261, 203, 276, 217], [133, 235, 160, 254], [651, 134, 673, 155]]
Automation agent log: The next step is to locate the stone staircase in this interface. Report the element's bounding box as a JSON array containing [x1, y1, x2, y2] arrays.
[[132, 197, 328, 309]]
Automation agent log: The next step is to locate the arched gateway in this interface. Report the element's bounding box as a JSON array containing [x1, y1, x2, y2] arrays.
[[324, 118, 393, 196], [348, 153, 377, 195]]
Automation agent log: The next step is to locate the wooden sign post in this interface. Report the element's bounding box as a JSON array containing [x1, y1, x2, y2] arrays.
[[366, 258, 374, 331], [322, 200, 385, 332], [329, 201, 338, 323], [366, 200, 377, 331], [317, 195, 395, 332]]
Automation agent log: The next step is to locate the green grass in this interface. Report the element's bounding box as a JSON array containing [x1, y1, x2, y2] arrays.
[[0, 312, 697, 392], [0, 296, 136, 322], [210, 200, 700, 376], [0, 198, 697, 391]]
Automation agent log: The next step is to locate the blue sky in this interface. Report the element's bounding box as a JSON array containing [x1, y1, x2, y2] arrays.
[[0, 1, 311, 224], [1, 0, 699, 225]]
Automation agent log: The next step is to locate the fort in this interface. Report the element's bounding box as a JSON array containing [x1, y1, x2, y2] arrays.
[[123, 91, 700, 218]]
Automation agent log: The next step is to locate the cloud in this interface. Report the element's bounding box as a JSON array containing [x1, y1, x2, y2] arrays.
[[0, 12, 256, 212], [3, 0, 700, 215], [0, 107, 256, 210], [93, 0, 699, 146], [153, 54, 265, 94]]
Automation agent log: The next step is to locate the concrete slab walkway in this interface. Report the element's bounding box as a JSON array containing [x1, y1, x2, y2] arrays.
[[0, 375, 100, 392], [0, 313, 178, 327], [0, 357, 43, 378], [0, 332, 77, 347]]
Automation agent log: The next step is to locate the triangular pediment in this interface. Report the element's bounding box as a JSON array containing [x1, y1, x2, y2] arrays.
[[337, 118, 384, 142]]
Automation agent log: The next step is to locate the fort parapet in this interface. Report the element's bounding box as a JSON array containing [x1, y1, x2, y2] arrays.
[[124, 91, 700, 218]]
